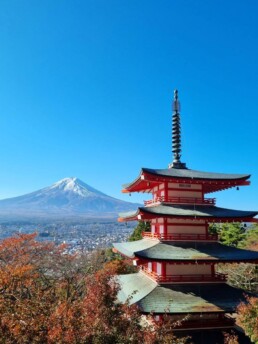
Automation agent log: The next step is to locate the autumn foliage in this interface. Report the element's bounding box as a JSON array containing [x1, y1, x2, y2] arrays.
[[0, 233, 189, 344], [237, 296, 258, 344]]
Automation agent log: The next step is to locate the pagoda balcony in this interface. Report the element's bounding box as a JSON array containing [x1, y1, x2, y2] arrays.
[[142, 232, 218, 241], [144, 196, 216, 206], [141, 267, 227, 283]]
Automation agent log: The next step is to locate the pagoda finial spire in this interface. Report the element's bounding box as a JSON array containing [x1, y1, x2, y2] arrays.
[[169, 89, 187, 169]]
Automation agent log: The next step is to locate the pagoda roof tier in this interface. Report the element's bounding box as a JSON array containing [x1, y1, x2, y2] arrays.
[[122, 168, 250, 194], [117, 272, 251, 314], [113, 239, 258, 262], [118, 204, 258, 222]]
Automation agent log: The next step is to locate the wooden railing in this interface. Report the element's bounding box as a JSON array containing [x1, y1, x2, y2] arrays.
[[158, 274, 227, 283], [144, 196, 216, 206], [141, 267, 226, 283], [142, 232, 218, 241]]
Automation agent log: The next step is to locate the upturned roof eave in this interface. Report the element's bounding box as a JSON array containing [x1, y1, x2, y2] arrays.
[[113, 238, 160, 259], [122, 168, 251, 193], [113, 239, 258, 262], [116, 273, 254, 314], [122, 169, 146, 193], [137, 283, 253, 314], [118, 208, 140, 222], [119, 214, 258, 223], [118, 205, 258, 222], [142, 167, 251, 181], [140, 204, 258, 220], [134, 256, 258, 264]]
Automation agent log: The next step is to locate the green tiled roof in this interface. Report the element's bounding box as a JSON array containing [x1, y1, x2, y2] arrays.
[[113, 238, 159, 258], [116, 272, 157, 304], [142, 168, 250, 181], [113, 239, 258, 262], [116, 272, 250, 314], [119, 204, 258, 220], [123, 167, 250, 189]]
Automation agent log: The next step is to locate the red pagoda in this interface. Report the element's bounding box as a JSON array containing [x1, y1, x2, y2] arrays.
[[113, 90, 258, 332]]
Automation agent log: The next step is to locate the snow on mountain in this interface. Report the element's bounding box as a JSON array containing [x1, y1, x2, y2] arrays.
[[49, 178, 106, 197], [0, 177, 141, 219]]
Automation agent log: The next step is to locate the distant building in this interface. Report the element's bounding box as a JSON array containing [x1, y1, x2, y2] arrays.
[[113, 90, 258, 334]]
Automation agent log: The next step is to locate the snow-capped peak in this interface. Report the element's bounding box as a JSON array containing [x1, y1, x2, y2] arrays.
[[49, 177, 100, 197], [52, 177, 78, 189]]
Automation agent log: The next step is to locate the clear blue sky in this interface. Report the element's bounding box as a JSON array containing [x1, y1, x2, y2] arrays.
[[0, 0, 258, 211]]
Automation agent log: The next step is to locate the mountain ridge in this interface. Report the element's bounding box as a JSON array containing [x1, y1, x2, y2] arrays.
[[0, 177, 141, 220]]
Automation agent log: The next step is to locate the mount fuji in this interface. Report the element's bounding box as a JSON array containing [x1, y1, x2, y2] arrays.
[[0, 177, 141, 220]]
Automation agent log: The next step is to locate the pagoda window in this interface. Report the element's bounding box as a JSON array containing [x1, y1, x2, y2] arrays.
[[167, 224, 206, 235], [152, 262, 157, 272], [167, 219, 206, 224], [151, 219, 157, 234], [168, 183, 202, 190], [166, 264, 212, 276], [156, 263, 162, 275], [159, 225, 164, 234], [167, 189, 202, 199], [152, 189, 164, 200], [158, 182, 207, 205]]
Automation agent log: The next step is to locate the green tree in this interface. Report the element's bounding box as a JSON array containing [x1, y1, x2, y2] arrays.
[[209, 223, 245, 247], [219, 223, 246, 247], [128, 221, 151, 241], [212, 223, 258, 292], [208, 223, 220, 236], [239, 224, 258, 250]]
